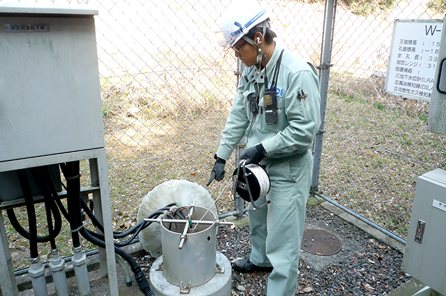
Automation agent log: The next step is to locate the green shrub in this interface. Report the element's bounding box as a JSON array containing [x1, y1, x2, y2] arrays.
[[343, 0, 397, 16]]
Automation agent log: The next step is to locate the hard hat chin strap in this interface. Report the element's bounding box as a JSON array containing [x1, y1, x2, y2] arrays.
[[242, 21, 269, 74]]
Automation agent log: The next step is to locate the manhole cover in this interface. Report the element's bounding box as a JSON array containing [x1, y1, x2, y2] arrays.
[[301, 228, 343, 256]]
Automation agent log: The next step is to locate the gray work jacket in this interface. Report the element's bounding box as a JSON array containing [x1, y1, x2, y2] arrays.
[[217, 43, 321, 161]]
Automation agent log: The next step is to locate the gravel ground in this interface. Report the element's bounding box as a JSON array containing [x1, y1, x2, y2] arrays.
[[137, 204, 411, 296]]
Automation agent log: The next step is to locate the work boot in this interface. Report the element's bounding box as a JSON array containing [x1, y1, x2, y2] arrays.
[[232, 258, 273, 273]]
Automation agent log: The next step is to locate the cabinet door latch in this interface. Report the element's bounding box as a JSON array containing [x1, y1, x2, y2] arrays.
[[415, 220, 426, 244]]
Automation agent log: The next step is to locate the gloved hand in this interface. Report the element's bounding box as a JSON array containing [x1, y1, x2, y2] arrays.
[[206, 155, 226, 186], [240, 144, 266, 165]]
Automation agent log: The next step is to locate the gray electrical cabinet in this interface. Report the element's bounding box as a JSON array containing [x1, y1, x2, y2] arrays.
[[402, 169, 446, 295], [0, 3, 118, 296], [0, 3, 104, 162]]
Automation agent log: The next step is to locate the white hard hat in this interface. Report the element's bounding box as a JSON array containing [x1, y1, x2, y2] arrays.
[[216, 1, 269, 49]]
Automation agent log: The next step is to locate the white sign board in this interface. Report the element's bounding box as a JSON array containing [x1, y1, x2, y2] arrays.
[[385, 19, 443, 102]]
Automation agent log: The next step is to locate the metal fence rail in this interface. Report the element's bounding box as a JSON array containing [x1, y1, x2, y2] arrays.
[[3, 0, 446, 271]]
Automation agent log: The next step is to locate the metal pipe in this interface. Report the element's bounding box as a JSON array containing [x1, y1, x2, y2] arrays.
[[311, 0, 337, 195], [218, 207, 248, 219], [14, 249, 99, 276], [315, 192, 407, 245], [72, 246, 91, 296], [144, 218, 234, 227], [178, 206, 193, 249], [49, 249, 69, 296], [115, 254, 132, 287], [28, 256, 48, 296]]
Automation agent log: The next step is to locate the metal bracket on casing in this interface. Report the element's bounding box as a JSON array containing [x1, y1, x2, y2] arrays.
[[415, 220, 426, 244], [155, 262, 163, 271], [180, 281, 191, 294], [215, 263, 225, 274]]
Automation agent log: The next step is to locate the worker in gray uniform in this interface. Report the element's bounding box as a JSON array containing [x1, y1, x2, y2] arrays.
[[207, 2, 321, 295]]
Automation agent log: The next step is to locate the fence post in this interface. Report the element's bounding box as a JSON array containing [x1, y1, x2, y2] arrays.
[[311, 0, 337, 196]]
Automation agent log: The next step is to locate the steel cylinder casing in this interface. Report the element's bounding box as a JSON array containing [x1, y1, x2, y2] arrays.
[[160, 206, 217, 287]]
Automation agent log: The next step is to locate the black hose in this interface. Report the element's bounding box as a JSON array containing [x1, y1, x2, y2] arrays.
[[60, 162, 81, 248], [62, 160, 153, 295], [6, 167, 63, 243], [6, 208, 52, 243], [80, 198, 168, 239], [43, 192, 56, 250], [84, 211, 163, 247], [6, 201, 61, 243], [30, 167, 62, 250], [45, 169, 69, 220], [16, 170, 38, 258], [78, 227, 153, 296]]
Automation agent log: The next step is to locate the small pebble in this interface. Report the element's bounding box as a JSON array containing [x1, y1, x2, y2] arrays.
[[236, 285, 246, 291]]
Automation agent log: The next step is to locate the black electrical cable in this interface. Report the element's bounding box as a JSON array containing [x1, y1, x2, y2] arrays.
[[57, 161, 175, 245], [60, 162, 81, 248], [16, 170, 39, 259], [6, 206, 61, 243], [79, 198, 173, 243], [6, 209, 53, 243], [84, 210, 166, 247], [30, 167, 63, 250], [78, 226, 153, 295], [6, 167, 63, 243], [70, 162, 83, 234], [80, 197, 170, 239], [46, 172, 69, 220], [60, 160, 179, 295], [62, 160, 151, 294]]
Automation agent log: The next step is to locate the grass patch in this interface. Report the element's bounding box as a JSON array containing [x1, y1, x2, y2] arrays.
[[374, 102, 385, 110], [320, 74, 446, 236]]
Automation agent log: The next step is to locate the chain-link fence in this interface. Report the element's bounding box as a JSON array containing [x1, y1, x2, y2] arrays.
[[3, 0, 446, 271], [318, 0, 446, 242]]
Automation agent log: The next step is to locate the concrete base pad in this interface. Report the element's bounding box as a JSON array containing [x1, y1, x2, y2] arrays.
[[150, 251, 232, 296]]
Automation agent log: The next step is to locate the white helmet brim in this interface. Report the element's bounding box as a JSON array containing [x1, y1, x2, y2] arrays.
[[216, 2, 269, 49]]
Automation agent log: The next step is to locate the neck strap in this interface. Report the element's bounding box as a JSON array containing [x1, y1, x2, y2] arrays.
[[264, 49, 285, 91]]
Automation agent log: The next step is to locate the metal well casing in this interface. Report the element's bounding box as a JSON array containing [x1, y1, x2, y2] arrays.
[[160, 206, 217, 287]]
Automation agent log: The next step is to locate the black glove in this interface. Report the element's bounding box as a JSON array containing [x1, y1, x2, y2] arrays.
[[240, 144, 266, 165], [206, 155, 226, 186]]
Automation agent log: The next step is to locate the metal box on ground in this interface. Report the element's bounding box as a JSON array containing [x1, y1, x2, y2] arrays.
[[402, 169, 446, 295]]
